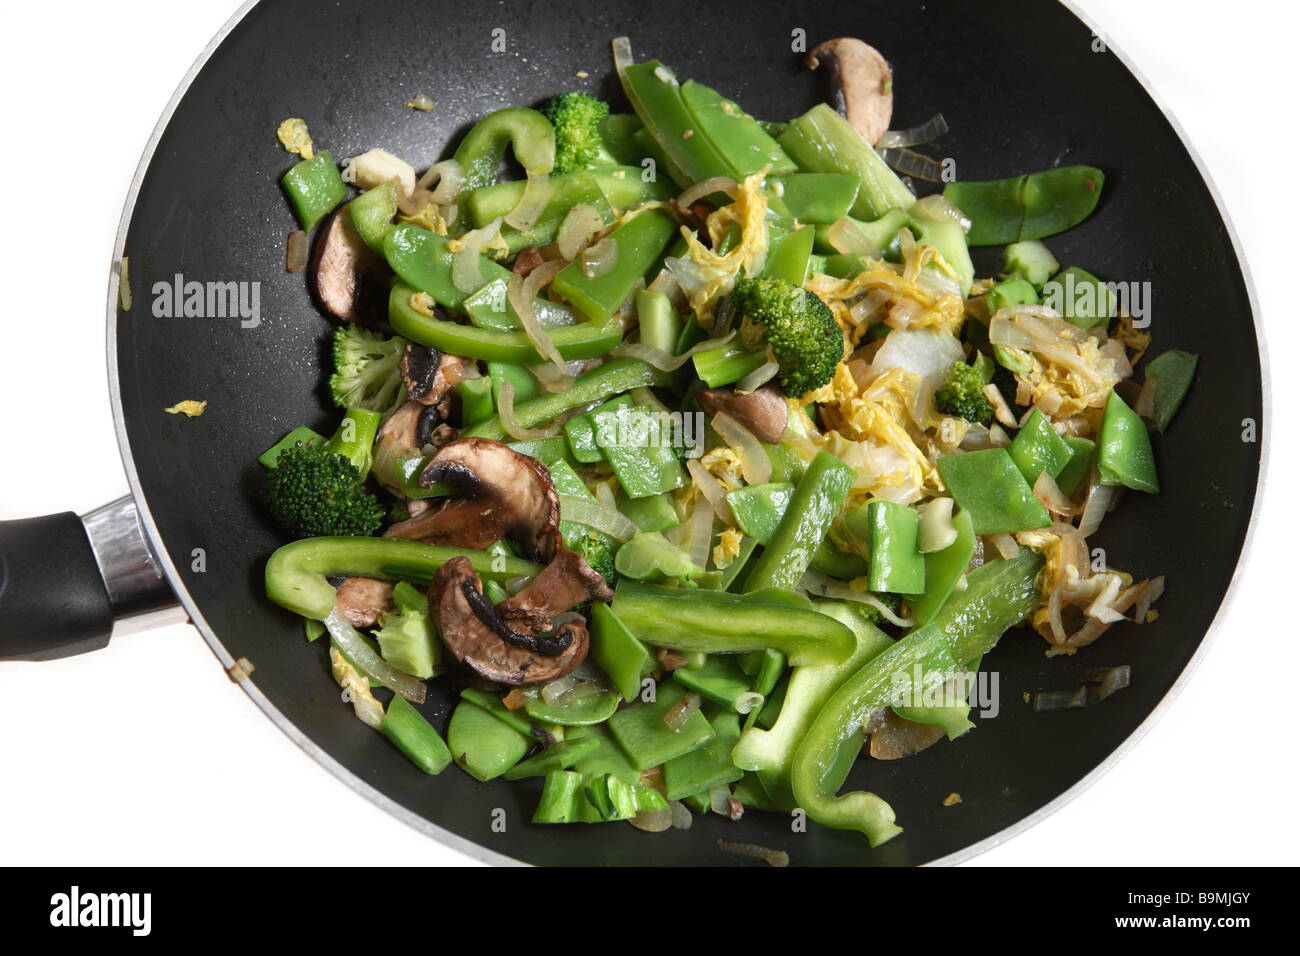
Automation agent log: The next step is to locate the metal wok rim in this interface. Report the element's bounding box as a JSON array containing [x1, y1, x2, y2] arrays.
[[103, 0, 1270, 867]]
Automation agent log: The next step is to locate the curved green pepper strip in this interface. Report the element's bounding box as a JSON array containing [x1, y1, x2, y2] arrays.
[[452, 106, 556, 191], [789, 549, 1043, 846], [465, 357, 672, 441], [265, 536, 541, 621], [943, 165, 1104, 246], [609, 579, 856, 666], [388, 281, 622, 365]]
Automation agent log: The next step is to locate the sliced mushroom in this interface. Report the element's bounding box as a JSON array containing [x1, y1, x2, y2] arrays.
[[511, 245, 544, 278], [400, 343, 471, 414], [431, 557, 589, 686], [808, 38, 894, 146], [335, 576, 396, 628], [372, 400, 449, 496], [310, 209, 391, 326], [497, 545, 614, 635], [696, 383, 788, 445], [383, 437, 560, 562]]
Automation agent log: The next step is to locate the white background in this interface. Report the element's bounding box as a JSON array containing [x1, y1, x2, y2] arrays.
[[0, 0, 1292, 866]]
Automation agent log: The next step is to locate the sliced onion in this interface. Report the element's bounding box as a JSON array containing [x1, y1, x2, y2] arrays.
[[677, 176, 739, 210], [734, 691, 764, 715], [912, 193, 971, 233], [529, 359, 578, 393], [688, 500, 714, 571], [798, 571, 914, 627], [540, 671, 580, 705], [497, 380, 561, 440], [665, 691, 702, 731], [556, 204, 605, 260], [557, 493, 638, 541], [734, 358, 780, 394], [581, 236, 619, 279], [628, 808, 673, 832], [669, 800, 694, 830], [826, 217, 879, 257], [1078, 474, 1117, 537], [849, 288, 893, 325], [987, 533, 1020, 559], [1033, 471, 1082, 517], [687, 459, 736, 525], [507, 260, 566, 370], [417, 158, 465, 203], [712, 412, 772, 485], [612, 35, 634, 75], [876, 113, 949, 149], [285, 230, 309, 273], [916, 496, 957, 553], [880, 147, 946, 182], [611, 331, 735, 372], [1134, 377, 1157, 421], [782, 428, 820, 462], [451, 217, 502, 294], [505, 174, 555, 231], [984, 382, 1018, 428], [324, 607, 426, 704]]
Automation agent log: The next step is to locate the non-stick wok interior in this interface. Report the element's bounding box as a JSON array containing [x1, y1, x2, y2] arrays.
[[114, 0, 1261, 864]]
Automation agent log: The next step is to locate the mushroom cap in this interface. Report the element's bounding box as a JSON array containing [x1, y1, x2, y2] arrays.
[[384, 438, 561, 563], [310, 209, 390, 326], [334, 576, 396, 628], [808, 38, 894, 146], [431, 557, 589, 686], [372, 400, 451, 496], [696, 383, 789, 445], [400, 343, 471, 412], [498, 545, 615, 635]]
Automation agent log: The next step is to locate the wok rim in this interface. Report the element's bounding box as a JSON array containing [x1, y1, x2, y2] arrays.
[[102, 0, 1271, 867]]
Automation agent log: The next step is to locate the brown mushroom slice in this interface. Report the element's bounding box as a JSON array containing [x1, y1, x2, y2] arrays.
[[400, 343, 472, 413], [807, 38, 894, 146], [310, 209, 390, 326], [696, 383, 788, 445], [864, 707, 946, 760], [335, 576, 396, 628], [497, 545, 615, 635], [384, 437, 560, 563], [432, 557, 588, 686], [372, 400, 448, 496]]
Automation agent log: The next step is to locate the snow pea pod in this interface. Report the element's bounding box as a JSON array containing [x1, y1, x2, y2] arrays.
[[618, 60, 736, 187], [1143, 349, 1198, 433], [679, 79, 796, 177], [452, 106, 555, 191], [943, 165, 1104, 246], [790, 549, 1043, 845], [384, 224, 513, 313], [551, 208, 677, 322], [388, 281, 622, 365], [1098, 392, 1159, 493], [935, 448, 1051, 534]]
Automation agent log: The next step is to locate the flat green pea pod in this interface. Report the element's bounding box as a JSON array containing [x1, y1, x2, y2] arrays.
[[388, 281, 623, 365], [943, 165, 1104, 246], [264, 536, 541, 621], [1143, 349, 1198, 433], [789, 549, 1044, 846], [1097, 392, 1159, 493], [452, 106, 555, 191], [679, 79, 795, 177]]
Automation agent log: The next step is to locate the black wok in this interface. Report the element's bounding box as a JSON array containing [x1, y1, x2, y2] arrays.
[[0, 0, 1264, 865]]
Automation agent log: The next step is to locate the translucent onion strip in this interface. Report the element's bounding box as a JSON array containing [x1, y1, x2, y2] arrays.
[[826, 217, 879, 257], [987, 533, 1020, 559], [557, 493, 638, 541], [497, 380, 561, 440], [556, 204, 605, 260], [611, 330, 735, 372], [686, 459, 736, 525], [876, 113, 949, 149], [712, 412, 772, 485], [581, 236, 620, 278], [417, 158, 466, 203], [677, 176, 740, 210], [324, 607, 427, 703], [688, 499, 714, 571], [912, 193, 971, 233], [1033, 471, 1081, 517], [506, 260, 566, 371], [1078, 475, 1118, 538], [505, 174, 554, 231], [880, 147, 946, 182], [451, 217, 503, 294], [798, 571, 914, 627], [735, 358, 780, 394]]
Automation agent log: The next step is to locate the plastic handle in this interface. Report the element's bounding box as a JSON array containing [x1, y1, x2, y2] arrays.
[[0, 512, 114, 660]]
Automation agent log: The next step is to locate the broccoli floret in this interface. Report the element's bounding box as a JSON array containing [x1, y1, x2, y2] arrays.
[[541, 92, 615, 176], [731, 275, 842, 398], [934, 361, 995, 426], [845, 592, 903, 629], [262, 441, 384, 538], [572, 531, 618, 590], [329, 324, 406, 418]]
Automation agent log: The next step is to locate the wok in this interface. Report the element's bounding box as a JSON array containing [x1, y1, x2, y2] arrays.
[[0, 0, 1264, 865]]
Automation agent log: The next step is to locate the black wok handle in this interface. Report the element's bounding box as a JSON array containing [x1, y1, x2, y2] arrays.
[[0, 497, 176, 661]]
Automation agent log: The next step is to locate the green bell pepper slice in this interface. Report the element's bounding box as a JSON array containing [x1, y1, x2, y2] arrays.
[[264, 537, 540, 621], [854, 500, 925, 595], [388, 280, 622, 365], [281, 151, 346, 231], [589, 603, 654, 703], [935, 448, 1051, 534], [258, 425, 325, 468], [1098, 392, 1159, 493], [349, 179, 399, 253], [789, 549, 1043, 845], [452, 106, 555, 191], [611, 579, 855, 666]]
